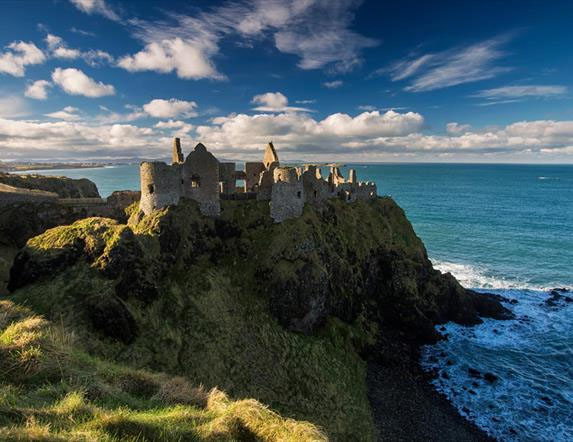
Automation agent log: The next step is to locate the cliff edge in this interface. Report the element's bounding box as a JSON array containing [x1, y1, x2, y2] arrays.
[[4, 197, 512, 440], [0, 171, 100, 198]]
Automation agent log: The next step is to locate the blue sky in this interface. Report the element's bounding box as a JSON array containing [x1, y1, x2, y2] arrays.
[[1, 0, 573, 162]]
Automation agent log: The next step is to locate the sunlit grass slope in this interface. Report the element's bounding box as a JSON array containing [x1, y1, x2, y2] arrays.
[[0, 300, 326, 441]]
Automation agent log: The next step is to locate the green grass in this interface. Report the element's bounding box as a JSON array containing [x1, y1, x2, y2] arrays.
[[0, 300, 327, 441], [6, 197, 427, 440]]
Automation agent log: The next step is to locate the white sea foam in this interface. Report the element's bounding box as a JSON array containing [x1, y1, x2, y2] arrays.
[[430, 259, 564, 291], [421, 288, 573, 441], [421, 259, 573, 441]]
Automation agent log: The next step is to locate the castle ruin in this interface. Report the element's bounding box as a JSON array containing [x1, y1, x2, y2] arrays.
[[139, 139, 377, 222]]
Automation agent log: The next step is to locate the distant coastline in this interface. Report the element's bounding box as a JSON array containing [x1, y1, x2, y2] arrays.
[[0, 162, 109, 173]]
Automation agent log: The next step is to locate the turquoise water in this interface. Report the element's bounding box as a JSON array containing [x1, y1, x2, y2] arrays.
[[26, 163, 573, 441]]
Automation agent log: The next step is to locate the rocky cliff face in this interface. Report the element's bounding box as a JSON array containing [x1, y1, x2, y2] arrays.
[[0, 172, 100, 198], [6, 197, 512, 440]]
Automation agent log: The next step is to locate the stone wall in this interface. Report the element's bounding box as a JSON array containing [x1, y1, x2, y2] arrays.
[[270, 167, 304, 223], [181, 143, 220, 216], [302, 166, 332, 204], [139, 162, 181, 215], [137, 138, 378, 223], [245, 162, 265, 192]]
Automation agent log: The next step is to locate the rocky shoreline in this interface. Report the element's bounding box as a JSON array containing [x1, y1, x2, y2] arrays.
[[366, 325, 495, 441]]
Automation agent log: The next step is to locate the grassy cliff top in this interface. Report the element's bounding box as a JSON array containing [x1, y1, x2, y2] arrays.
[[4, 196, 509, 441]]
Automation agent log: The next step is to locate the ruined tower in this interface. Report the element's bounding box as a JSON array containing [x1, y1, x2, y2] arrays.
[[139, 161, 182, 215], [181, 143, 221, 216], [172, 137, 184, 164], [263, 141, 279, 169]]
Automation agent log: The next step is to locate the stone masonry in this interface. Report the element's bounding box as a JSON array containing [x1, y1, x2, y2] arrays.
[[139, 139, 377, 222]]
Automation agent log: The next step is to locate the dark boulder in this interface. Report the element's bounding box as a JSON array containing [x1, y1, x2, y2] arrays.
[[86, 294, 138, 344]]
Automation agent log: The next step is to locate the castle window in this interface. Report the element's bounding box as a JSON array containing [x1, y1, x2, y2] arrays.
[[313, 190, 317, 198], [191, 174, 201, 188], [181, 179, 184, 185], [297, 191, 302, 199], [148, 184, 155, 194]]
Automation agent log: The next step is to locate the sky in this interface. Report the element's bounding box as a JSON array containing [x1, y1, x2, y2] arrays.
[[1, 0, 573, 163]]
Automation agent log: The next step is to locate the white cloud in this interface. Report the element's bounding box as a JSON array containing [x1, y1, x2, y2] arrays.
[[119, 0, 377, 81], [117, 38, 222, 80], [386, 36, 512, 92], [45, 106, 81, 121], [69, 0, 119, 21], [155, 119, 194, 137], [385, 54, 434, 81], [446, 122, 471, 135], [155, 120, 191, 129], [358, 105, 376, 111], [473, 85, 568, 99], [45, 34, 63, 50], [83, 49, 114, 66], [70, 27, 96, 37], [251, 92, 311, 112], [51, 67, 115, 97], [143, 98, 198, 118], [0, 118, 157, 159], [3, 109, 573, 161], [45, 34, 113, 65], [196, 110, 424, 152], [295, 99, 316, 105], [323, 80, 343, 89], [53, 47, 82, 59], [0, 96, 29, 118], [93, 107, 146, 124], [25, 80, 52, 100], [0, 41, 46, 77]]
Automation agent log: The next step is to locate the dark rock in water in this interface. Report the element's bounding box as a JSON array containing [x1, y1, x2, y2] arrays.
[[467, 291, 516, 320], [472, 381, 479, 388], [462, 407, 470, 414], [468, 368, 482, 378], [468, 389, 477, 395], [446, 359, 454, 366], [551, 287, 569, 293], [441, 371, 450, 380], [484, 372, 499, 383], [492, 416, 501, 423], [509, 428, 518, 435], [544, 290, 573, 307], [475, 291, 518, 304], [540, 396, 553, 406]]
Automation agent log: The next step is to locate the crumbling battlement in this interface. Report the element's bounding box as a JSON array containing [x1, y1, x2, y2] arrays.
[[139, 139, 377, 222]]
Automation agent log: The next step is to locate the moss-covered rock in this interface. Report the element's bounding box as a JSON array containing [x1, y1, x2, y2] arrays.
[[6, 197, 512, 440]]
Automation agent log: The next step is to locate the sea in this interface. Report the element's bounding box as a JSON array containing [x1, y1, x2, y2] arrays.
[[23, 163, 573, 441]]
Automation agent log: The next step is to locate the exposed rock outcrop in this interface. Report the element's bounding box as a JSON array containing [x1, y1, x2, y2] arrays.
[[0, 172, 100, 198]]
